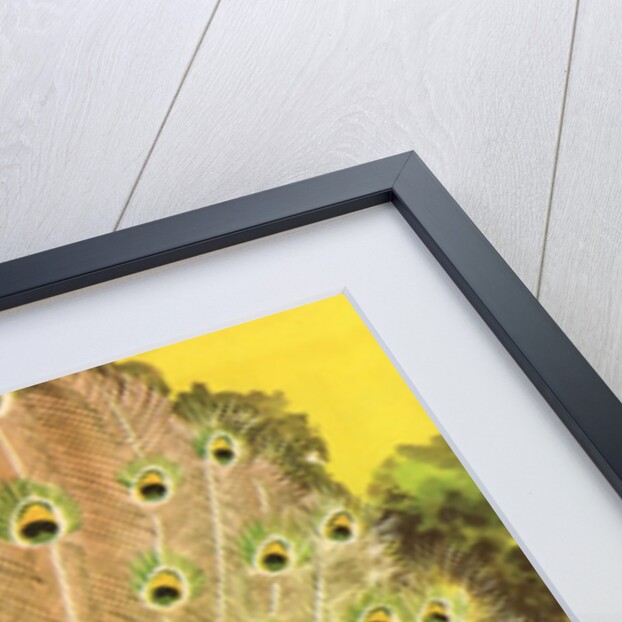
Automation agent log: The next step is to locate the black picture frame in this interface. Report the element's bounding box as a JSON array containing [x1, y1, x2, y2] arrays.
[[1, 151, 621, 501]]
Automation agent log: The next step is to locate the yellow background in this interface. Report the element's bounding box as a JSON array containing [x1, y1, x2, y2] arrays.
[[121, 295, 436, 496]]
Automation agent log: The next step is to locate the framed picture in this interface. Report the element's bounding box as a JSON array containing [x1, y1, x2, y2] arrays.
[[0, 152, 619, 621]]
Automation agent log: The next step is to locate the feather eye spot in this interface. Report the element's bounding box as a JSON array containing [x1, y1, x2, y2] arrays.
[[362, 606, 396, 622], [144, 568, 187, 609], [256, 537, 292, 574], [0, 481, 79, 548], [422, 600, 451, 622], [209, 434, 238, 466], [323, 510, 357, 543], [14, 500, 61, 546], [119, 457, 181, 507], [131, 551, 203, 611], [136, 469, 169, 504]]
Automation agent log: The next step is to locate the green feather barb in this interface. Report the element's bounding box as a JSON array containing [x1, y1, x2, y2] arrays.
[[174, 384, 343, 493]]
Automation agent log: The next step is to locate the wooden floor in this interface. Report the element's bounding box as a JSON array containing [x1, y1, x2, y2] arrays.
[[2, 1, 620, 400]]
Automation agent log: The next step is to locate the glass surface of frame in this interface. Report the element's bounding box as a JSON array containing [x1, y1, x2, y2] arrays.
[[0, 205, 620, 620]]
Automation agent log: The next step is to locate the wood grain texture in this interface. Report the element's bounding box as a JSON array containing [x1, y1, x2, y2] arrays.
[[119, 0, 576, 290], [0, 0, 218, 262], [539, 0, 622, 400]]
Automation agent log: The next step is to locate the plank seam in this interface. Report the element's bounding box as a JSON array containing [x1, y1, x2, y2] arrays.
[[113, 0, 226, 232], [535, 0, 581, 298]]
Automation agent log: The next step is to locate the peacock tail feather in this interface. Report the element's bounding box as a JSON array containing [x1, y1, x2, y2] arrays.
[[0, 364, 568, 622]]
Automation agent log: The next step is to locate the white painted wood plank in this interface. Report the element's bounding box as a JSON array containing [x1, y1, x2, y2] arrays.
[[120, 0, 576, 290], [539, 1, 622, 400], [0, 0, 218, 262]]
